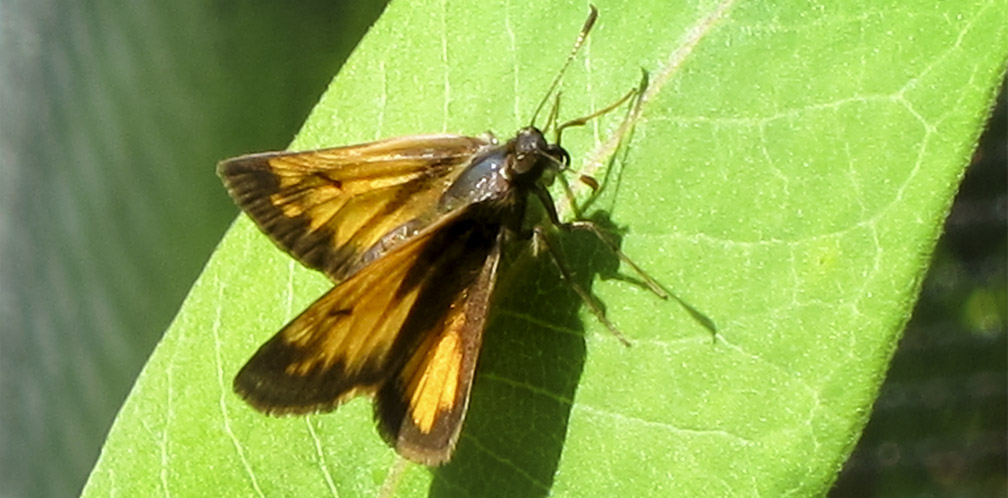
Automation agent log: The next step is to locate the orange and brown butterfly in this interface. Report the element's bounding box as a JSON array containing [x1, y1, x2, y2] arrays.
[[217, 5, 665, 466]]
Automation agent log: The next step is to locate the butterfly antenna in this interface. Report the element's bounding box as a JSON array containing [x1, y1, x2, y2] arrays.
[[542, 90, 563, 136], [529, 4, 598, 128]]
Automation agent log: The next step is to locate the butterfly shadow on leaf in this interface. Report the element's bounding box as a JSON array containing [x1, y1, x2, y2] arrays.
[[428, 208, 633, 496]]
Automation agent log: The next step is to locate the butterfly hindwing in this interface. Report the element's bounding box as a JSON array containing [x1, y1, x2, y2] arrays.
[[217, 134, 492, 283], [374, 232, 503, 464], [231, 223, 441, 414], [233, 209, 502, 434]]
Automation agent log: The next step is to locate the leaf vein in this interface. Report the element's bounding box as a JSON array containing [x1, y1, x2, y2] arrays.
[[574, 403, 757, 445], [305, 417, 338, 497], [579, 0, 739, 191], [211, 278, 265, 498]]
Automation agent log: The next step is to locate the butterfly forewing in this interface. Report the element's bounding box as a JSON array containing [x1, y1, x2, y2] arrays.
[[218, 134, 492, 283]]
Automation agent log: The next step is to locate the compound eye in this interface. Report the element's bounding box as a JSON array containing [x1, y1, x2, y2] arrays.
[[516, 129, 547, 156]]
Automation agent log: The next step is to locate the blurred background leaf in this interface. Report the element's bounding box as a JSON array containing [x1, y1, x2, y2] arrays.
[[1, 1, 389, 496]]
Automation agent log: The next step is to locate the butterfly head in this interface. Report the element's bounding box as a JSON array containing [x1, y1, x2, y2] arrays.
[[510, 126, 570, 187]]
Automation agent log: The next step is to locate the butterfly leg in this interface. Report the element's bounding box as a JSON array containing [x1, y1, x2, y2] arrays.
[[531, 224, 632, 347], [554, 87, 638, 146], [534, 186, 669, 300], [563, 221, 668, 299]]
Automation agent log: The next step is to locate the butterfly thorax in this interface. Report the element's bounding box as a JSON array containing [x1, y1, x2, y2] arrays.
[[439, 126, 566, 213]]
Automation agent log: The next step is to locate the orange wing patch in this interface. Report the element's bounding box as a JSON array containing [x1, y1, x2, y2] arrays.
[[403, 306, 467, 433]]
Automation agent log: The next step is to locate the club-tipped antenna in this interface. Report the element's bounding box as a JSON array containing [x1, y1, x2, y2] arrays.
[[528, 4, 598, 128]]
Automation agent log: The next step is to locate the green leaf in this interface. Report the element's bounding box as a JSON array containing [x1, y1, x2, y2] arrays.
[[83, 0, 1008, 496]]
